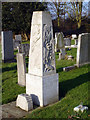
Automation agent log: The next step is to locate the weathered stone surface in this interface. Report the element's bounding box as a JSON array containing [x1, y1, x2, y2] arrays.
[[76, 33, 90, 67], [26, 11, 59, 107], [13, 39, 21, 49], [17, 44, 30, 56], [16, 94, 33, 111], [15, 35, 22, 42], [17, 53, 26, 86], [64, 38, 71, 46], [26, 73, 59, 107], [55, 32, 64, 52], [1, 31, 14, 61]]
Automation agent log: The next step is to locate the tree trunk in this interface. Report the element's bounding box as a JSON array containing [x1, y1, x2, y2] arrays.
[[78, 19, 81, 29]]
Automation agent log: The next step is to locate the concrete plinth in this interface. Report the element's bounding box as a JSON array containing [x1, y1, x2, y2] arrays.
[[26, 73, 59, 107]]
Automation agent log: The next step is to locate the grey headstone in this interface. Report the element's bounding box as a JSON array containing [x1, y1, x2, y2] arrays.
[[1, 31, 14, 61], [64, 38, 71, 46], [18, 44, 30, 56]]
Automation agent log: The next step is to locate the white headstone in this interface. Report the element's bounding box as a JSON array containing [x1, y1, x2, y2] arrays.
[[17, 53, 26, 86], [26, 11, 59, 107], [76, 33, 90, 67]]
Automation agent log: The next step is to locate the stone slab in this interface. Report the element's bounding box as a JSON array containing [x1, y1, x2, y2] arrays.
[[76, 33, 90, 67], [2, 101, 39, 118], [1, 31, 14, 61], [15, 35, 22, 42], [63, 66, 76, 71], [26, 73, 59, 107], [16, 94, 33, 111], [17, 53, 26, 86]]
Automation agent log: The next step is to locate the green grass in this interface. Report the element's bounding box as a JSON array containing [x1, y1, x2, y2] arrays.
[[2, 47, 90, 119]]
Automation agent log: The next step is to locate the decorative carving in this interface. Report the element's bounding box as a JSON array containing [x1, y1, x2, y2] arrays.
[[43, 24, 55, 73]]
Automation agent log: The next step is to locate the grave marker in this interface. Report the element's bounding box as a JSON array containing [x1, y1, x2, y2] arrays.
[[1, 31, 14, 61], [26, 11, 59, 107], [76, 33, 90, 67]]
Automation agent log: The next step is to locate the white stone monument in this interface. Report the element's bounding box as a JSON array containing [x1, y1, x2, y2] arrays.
[[26, 11, 59, 107], [76, 33, 90, 67]]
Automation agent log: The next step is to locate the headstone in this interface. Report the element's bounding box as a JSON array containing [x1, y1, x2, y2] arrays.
[[13, 35, 22, 49], [1, 31, 14, 61], [17, 53, 26, 86], [15, 35, 22, 42], [64, 38, 71, 46], [13, 40, 21, 49], [76, 33, 90, 67], [26, 11, 59, 107], [16, 94, 33, 111], [55, 32, 64, 52], [17, 44, 30, 56]]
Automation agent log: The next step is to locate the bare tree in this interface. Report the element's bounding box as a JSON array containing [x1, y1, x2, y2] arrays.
[[47, 0, 66, 27], [66, 1, 88, 29]]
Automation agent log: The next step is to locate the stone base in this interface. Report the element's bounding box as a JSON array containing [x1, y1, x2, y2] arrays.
[[26, 73, 59, 107], [16, 93, 33, 111]]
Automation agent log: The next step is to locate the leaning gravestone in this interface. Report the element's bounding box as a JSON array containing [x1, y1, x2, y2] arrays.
[[76, 33, 90, 67], [26, 11, 59, 107], [17, 53, 26, 86], [1, 31, 14, 61]]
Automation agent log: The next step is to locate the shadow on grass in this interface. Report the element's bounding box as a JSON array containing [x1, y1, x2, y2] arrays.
[[59, 72, 89, 99], [2, 65, 17, 73], [56, 67, 63, 73]]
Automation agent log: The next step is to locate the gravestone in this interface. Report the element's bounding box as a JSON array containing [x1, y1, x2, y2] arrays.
[[13, 35, 22, 49], [17, 44, 30, 56], [55, 32, 64, 52], [64, 38, 71, 46], [17, 53, 26, 86], [15, 35, 22, 42], [26, 11, 59, 107], [1, 31, 14, 61], [76, 33, 90, 67]]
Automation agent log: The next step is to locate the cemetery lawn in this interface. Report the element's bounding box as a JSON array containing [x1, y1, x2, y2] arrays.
[[2, 48, 89, 119]]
